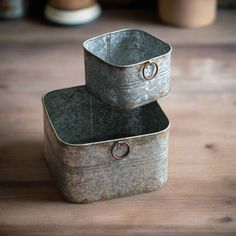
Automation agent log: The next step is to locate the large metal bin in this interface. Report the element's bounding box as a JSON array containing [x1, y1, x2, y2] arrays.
[[42, 86, 170, 203], [83, 29, 172, 109]]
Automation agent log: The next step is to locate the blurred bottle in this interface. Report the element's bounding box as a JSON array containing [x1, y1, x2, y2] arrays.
[[44, 0, 101, 26], [158, 0, 217, 28], [0, 0, 25, 19]]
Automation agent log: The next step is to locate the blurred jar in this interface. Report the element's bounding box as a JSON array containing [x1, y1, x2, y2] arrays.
[[0, 0, 25, 19], [158, 0, 217, 28], [45, 0, 101, 26]]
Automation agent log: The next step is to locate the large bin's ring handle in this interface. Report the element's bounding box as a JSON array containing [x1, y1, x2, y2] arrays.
[[142, 61, 158, 80], [111, 141, 130, 160]]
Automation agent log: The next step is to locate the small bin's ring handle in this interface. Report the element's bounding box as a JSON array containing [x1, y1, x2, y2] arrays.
[[111, 141, 130, 160], [142, 61, 158, 80]]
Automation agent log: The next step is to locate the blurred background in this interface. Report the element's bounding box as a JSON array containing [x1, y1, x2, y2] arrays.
[[0, 1, 236, 236], [0, 0, 236, 25]]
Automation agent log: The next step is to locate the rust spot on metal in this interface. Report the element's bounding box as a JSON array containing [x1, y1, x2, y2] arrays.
[[135, 137, 149, 146]]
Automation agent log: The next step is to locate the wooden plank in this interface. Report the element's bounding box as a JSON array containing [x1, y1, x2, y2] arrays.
[[0, 179, 235, 236]]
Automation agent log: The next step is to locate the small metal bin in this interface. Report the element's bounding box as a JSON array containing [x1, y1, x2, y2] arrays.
[[42, 86, 170, 203], [83, 29, 172, 109]]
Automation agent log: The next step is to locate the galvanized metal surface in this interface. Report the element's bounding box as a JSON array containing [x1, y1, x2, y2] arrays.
[[42, 86, 170, 203], [83, 29, 172, 109]]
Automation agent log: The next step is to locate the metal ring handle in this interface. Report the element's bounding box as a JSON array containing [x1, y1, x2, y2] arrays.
[[142, 61, 158, 80], [111, 141, 130, 160]]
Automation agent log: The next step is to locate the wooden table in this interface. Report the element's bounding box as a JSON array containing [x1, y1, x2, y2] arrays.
[[0, 10, 235, 236]]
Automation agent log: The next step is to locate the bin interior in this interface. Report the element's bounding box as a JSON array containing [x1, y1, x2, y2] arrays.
[[83, 29, 171, 66], [43, 86, 169, 144]]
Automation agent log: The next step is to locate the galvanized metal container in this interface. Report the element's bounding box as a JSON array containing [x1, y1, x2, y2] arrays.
[[42, 86, 170, 203], [83, 29, 172, 109]]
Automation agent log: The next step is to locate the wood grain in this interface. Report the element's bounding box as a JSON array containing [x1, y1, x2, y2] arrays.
[[0, 9, 236, 236]]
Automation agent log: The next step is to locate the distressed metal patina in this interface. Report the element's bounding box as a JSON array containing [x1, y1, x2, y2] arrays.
[[83, 29, 172, 109], [42, 86, 170, 203]]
